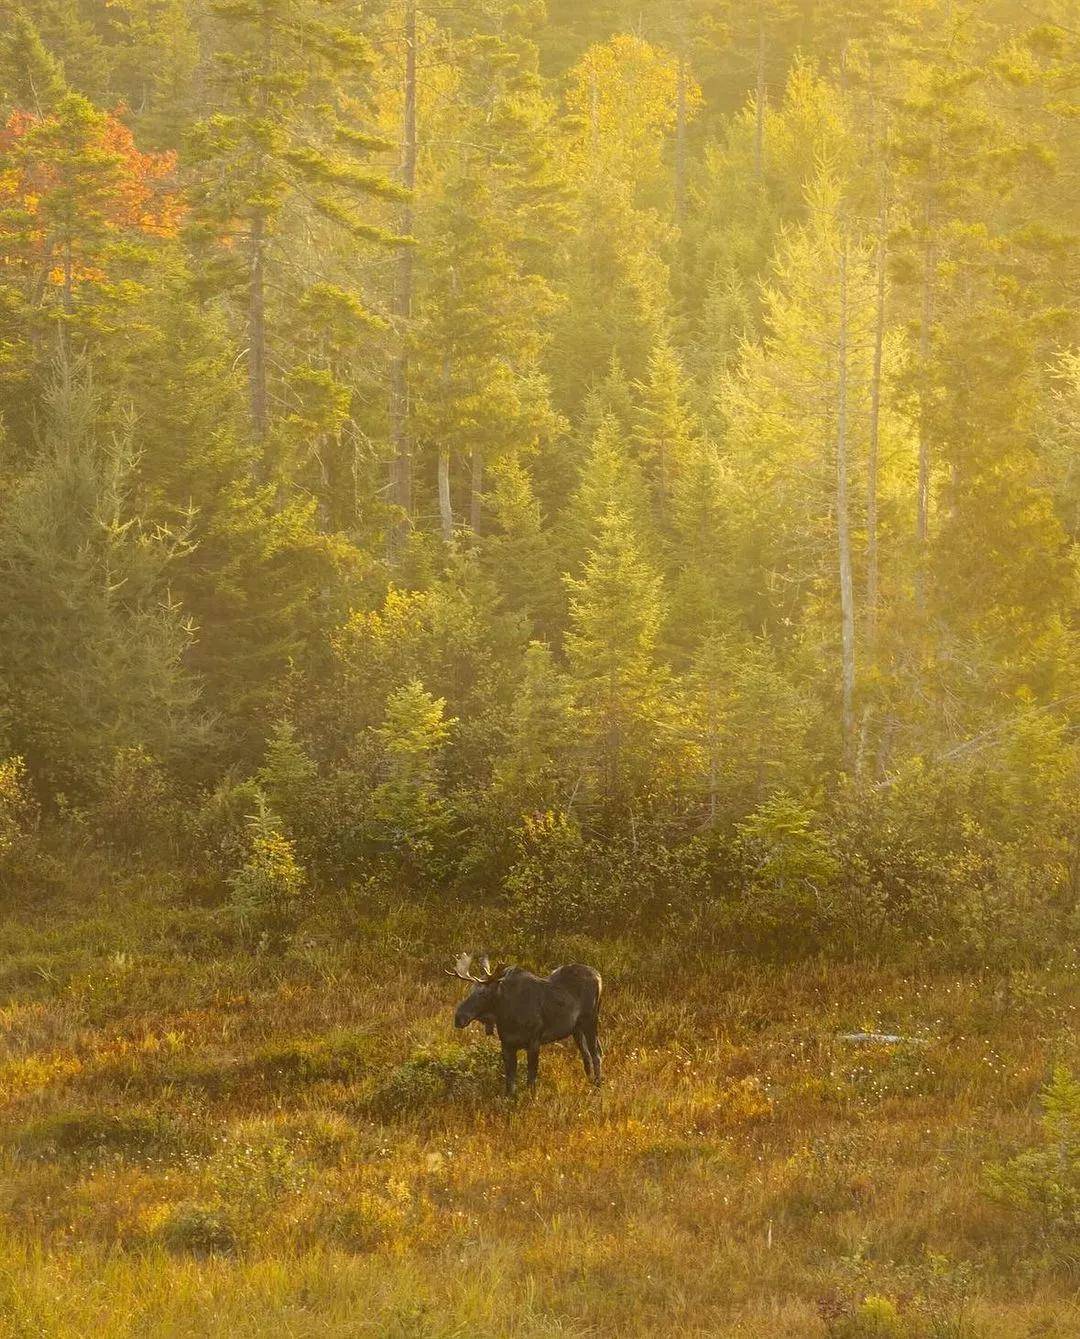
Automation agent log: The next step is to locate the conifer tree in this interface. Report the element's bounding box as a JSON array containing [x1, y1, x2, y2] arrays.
[[0, 364, 203, 794], [126, 281, 352, 748], [0, 10, 67, 115], [491, 640, 576, 819], [562, 412, 654, 576], [185, 0, 406, 456], [0, 92, 180, 444], [409, 10, 567, 543], [564, 503, 674, 814], [631, 339, 702, 529]]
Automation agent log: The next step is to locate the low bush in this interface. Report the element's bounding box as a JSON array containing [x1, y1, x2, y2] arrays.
[[248, 1030, 374, 1088], [158, 1202, 239, 1257], [0, 756, 45, 895], [91, 746, 174, 855], [364, 1040, 502, 1118], [505, 811, 707, 939], [986, 1066, 1080, 1256], [319, 1183, 411, 1253], [13, 1109, 186, 1162], [227, 800, 309, 951]]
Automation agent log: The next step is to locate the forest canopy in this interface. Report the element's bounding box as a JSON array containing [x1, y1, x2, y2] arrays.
[[0, 0, 1078, 959]]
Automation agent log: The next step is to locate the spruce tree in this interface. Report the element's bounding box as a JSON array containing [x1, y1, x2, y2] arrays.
[[564, 503, 674, 815], [185, 0, 406, 459], [0, 364, 203, 794]]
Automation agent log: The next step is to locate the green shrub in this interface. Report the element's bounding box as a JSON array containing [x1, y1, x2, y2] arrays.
[[365, 1041, 502, 1118], [92, 746, 173, 854], [823, 1295, 907, 1339], [184, 773, 265, 888], [200, 1122, 307, 1225], [0, 755, 41, 890], [986, 1066, 1080, 1251], [505, 811, 703, 938], [731, 794, 839, 953], [249, 1030, 373, 1088], [13, 1109, 185, 1162], [320, 1184, 410, 1252], [159, 1202, 239, 1257], [227, 798, 308, 951]]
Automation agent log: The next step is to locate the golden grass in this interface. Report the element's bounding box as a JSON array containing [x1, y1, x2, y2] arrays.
[[0, 881, 1076, 1337]]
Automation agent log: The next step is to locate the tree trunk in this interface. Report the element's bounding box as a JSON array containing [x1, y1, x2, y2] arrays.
[[389, 0, 417, 557], [469, 450, 483, 532], [866, 222, 886, 653], [916, 191, 935, 606], [836, 240, 856, 772], [438, 447, 453, 542], [249, 211, 268, 444]]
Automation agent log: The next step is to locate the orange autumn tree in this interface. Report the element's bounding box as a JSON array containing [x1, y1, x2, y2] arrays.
[[0, 92, 181, 362]]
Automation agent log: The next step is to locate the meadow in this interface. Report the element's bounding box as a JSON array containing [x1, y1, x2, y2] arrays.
[[0, 867, 1076, 1339]]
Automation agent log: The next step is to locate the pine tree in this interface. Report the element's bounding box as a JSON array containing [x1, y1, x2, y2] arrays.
[[561, 412, 654, 575], [481, 457, 562, 638], [631, 339, 702, 529], [564, 503, 674, 814], [185, 0, 406, 457], [491, 640, 576, 819], [125, 278, 354, 751], [0, 10, 67, 115], [0, 363, 204, 794], [408, 10, 567, 544]]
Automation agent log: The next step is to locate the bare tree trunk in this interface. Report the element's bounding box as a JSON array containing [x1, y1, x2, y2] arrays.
[[469, 450, 483, 532], [389, 0, 417, 557], [866, 220, 886, 653], [437, 447, 453, 542], [587, 63, 601, 169], [836, 239, 856, 772], [915, 190, 935, 607], [249, 211, 268, 445]]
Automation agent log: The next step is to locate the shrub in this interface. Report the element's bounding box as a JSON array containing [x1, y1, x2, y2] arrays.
[[986, 1066, 1080, 1252], [204, 1123, 306, 1209], [158, 1202, 239, 1257], [822, 1294, 907, 1339], [183, 772, 265, 890], [92, 746, 173, 854], [0, 755, 41, 889], [730, 794, 839, 953], [365, 1041, 502, 1118], [321, 1183, 411, 1252], [248, 1030, 373, 1088], [504, 811, 702, 938], [13, 1109, 185, 1162], [227, 798, 308, 951]]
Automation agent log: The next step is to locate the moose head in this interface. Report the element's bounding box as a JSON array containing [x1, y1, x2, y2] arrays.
[[445, 952, 504, 1032]]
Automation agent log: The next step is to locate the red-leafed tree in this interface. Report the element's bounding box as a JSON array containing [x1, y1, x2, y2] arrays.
[[0, 92, 181, 380]]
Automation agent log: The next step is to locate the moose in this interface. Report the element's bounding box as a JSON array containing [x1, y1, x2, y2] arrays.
[[446, 953, 603, 1096]]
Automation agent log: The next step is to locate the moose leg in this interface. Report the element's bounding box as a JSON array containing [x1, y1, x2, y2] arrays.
[[584, 1020, 602, 1086], [526, 1045, 540, 1091], [501, 1042, 518, 1097], [573, 1028, 594, 1080]]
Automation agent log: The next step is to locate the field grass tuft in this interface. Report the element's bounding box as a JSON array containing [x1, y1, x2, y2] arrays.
[[0, 880, 1076, 1337]]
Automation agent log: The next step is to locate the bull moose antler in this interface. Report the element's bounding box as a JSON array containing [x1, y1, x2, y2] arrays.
[[445, 951, 492, 983]]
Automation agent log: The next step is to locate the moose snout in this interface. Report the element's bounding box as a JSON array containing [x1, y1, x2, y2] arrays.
[[453, 1004, 469, 1029]]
